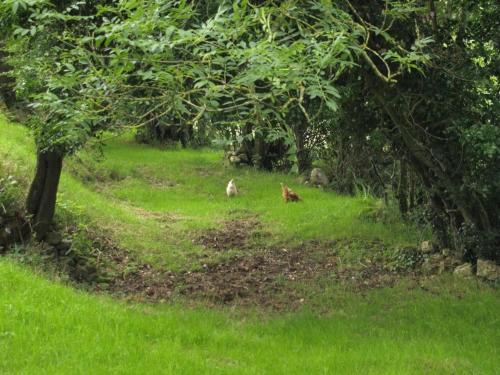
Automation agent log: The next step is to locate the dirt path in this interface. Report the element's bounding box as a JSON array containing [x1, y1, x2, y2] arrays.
[[5, 212, 458, 311]]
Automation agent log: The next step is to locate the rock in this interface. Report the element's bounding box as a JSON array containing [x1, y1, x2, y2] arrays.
[[229, 155, 241, 164], [45, 231, 62, 246], [477, 259, 500, 281], [420, 240, 435, 254], [310, 168, 329, 187], [421, 253, 445, 275], [453, 263, 474, 278]]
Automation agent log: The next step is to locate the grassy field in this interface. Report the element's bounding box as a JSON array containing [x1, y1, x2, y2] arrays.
[[0, 113, 426, 269], [1, 259, 499, 374], [1, 113, 499, 374]]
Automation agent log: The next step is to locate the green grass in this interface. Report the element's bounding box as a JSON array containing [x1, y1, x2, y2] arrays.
[[1, 113, 499, 374], [1, 259, 499, 374], [87, 134, 422, 243], [0, 113, 427, 269]]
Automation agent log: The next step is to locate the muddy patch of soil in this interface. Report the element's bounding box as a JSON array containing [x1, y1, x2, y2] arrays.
[[103, 243, 337, 308], [103, 240, 424, 310], [4, 223, 452, 311], [196, 216, 261, 251], [179, 245, 338, 307], [105, 258, 178, 301]]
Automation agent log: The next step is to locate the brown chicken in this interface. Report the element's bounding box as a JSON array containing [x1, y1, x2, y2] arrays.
[[280, 183, 301, 202]]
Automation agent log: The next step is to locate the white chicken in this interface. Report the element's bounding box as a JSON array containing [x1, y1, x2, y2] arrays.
[[226, 179, 238, 197]]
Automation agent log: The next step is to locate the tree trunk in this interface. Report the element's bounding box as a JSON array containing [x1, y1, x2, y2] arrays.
[[241, 122, 254, 161], [291, 110, 311, 174], [0, 44, 15, 106], [377, 95, 479, 228], [26, 150, 63, 239], [408, 168, 416, 210], [428, 0, 438, 36], [397, 159, 409, 215], [295, 135, 311, 174], [253, 129, 269, 170]]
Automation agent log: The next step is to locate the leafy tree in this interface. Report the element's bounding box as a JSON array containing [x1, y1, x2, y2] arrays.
[[1, 0, 433, 243], [355, 0, 499, 260]]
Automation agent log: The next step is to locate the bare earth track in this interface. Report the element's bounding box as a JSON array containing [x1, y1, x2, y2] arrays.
[[95, 216, 438, 310], [2, 205, 459, 311]]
